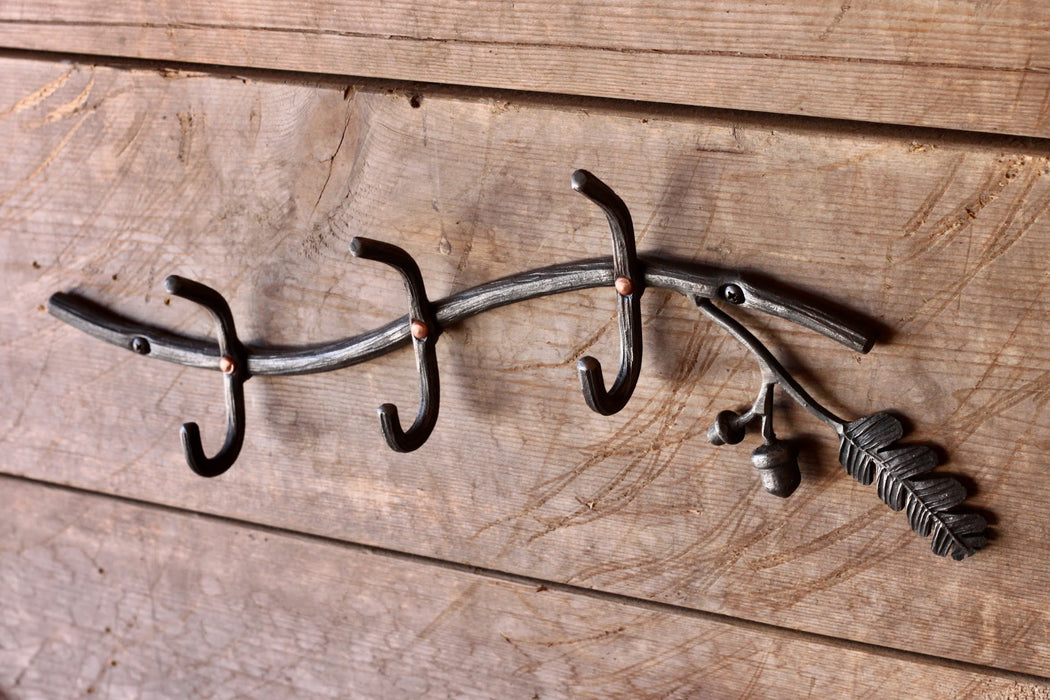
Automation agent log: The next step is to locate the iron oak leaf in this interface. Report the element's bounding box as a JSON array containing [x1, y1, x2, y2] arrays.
[[838, 413, 987, 560]]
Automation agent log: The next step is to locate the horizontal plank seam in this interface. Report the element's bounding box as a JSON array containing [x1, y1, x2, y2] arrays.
[[3, 470, 1047, 685], [1, 18, 1048, 76], [4, 46, 1050, 148]]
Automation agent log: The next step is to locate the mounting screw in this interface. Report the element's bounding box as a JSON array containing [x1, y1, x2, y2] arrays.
[[131, 337, 151, 355], [721, 284, 745, 305]]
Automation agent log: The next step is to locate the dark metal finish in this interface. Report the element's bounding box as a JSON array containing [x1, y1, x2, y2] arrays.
[[839, 413, 987, 560], [47, 258, 874, 377], [163, 275, 249, 478], [45, 170, 985, 559], [350, 237, 440, 453], [571, 170, 644, 416], [696, 297, 985, 559]]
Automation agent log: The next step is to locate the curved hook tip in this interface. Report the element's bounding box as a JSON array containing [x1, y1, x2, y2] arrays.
[[577, 356, 622, 416], [179, 421, 208, 475], [577, 355, 601, 376], [348, 237, 365, 258], [162, 272, 197, 295], [377, 402, 422, 453], [570, 169, 625, 209], [570, 169, 591, 192], [179, 421, 201, 445], [179, 421, 237, 478], [377, 403, 399, 421], [164, 275, 186, 295]]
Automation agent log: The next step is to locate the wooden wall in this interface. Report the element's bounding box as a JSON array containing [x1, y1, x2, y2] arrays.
[[3, 3, 1050, 697]]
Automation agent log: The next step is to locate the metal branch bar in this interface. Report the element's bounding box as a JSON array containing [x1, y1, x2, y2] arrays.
[[48, 256, 875, 378]]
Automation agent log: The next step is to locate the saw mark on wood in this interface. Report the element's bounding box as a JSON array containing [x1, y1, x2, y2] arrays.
[[901, 154, 965, 238], [471, 320, 732, 541], [27, 74, 95, 129], [511, 327, 754, 550], [0, 65, 75, 119], [818, 2, 852, 41], [901, 154, 1028, 262], [413, 580, 483, 641], [7, 340, 57, 434], [115, 109, 149, 158], [952, 369, 1050, 450], [1, 111, 92, 205], [902, 156, 1049, 331], [738, 529, 914, 609], [744, 503, 888, 570], [945, 263, 1049, 447]]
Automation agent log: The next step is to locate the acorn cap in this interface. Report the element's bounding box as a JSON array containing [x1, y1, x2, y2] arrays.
[[751, 441, 801, 498]]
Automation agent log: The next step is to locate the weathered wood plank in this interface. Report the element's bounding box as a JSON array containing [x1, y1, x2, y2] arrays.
[[4, 58, 1050, 675], [1, 1, 1050, 136], [3, 477, 1048, 698]]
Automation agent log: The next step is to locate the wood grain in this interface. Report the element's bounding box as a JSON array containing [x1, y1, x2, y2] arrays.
[[4, 58, 1050, 675], [2, 1, 1050, 136], [3, 476, 1048, 698]]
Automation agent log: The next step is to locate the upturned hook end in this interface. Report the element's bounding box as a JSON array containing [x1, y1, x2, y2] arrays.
[[164, 275, 188, 296], [577, 355, 624, 416], [570, 169, 590, 193], [179, 421, 237, 478], [377, 402, 427, 453]]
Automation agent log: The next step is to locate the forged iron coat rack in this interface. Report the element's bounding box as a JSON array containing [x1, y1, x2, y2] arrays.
[[48, 170, 988, 560]]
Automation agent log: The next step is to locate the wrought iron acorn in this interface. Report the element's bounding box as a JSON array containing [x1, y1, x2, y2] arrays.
[[750, 439, 801, 499]]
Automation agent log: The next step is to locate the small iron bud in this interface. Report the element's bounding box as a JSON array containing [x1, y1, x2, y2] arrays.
[[707, 410, 746, 446]]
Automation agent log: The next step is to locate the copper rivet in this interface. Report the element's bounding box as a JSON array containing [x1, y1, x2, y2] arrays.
[[615, 277, 634, 296], [410, 320, 429, 340], [219, 355, 236, 375]]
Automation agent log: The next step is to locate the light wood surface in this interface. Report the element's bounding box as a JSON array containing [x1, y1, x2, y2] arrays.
[[4, 56, 1050, 681], [2, 1, 1050, 136], [3, 476, 1048, 699]]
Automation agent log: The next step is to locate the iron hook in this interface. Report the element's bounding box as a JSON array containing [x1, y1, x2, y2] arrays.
[[350, 237, 440, 452], [571, 169, 644, 416], [164, 275, 249, 477]]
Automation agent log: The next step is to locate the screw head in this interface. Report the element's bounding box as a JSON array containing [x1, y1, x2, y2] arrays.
[[614, 276, 634, 296], [410, 320, 429, 340], [721, 284, 745, 305], [219, 355, 236, 375], [131, 337, 151, 355]]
